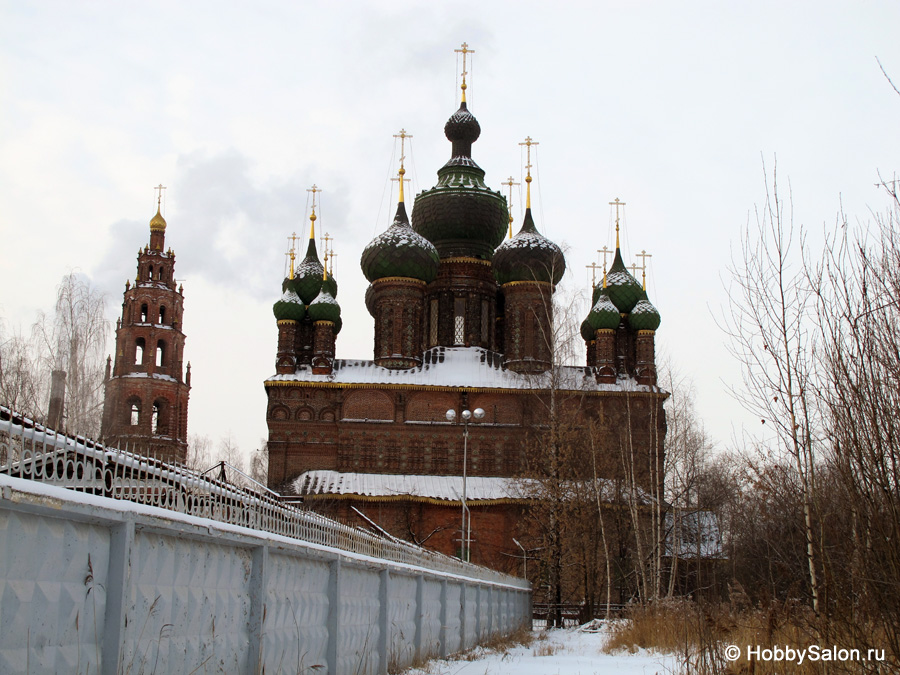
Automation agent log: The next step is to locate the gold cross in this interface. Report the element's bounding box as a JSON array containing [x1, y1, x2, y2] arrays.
[[519, 137, 539, 208], [455, 42, 475, 100], [154, 183, 166, 209], [609, 198, 625, 248], [321, 231, 333, 257], [502, 176, 520, 237], [636, 249, 652, 290], [391, 129, 413, 202], [287, 231, 299, 279], [307, 184, 321, 212], [586, 261, 603, 286], [629, 263, 641, 278], [306, 184, 321, 238], [327, 250, 337, 275], [598, 245, 612, 270]]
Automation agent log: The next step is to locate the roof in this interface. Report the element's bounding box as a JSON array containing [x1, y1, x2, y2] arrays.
[[293, 470, 656, 507], [267, 346, 663, 393], [294, 470, 523, 504]]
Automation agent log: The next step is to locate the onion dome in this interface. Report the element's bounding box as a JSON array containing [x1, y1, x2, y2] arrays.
[[321, 270, 338, 298], [361, 202, 439, 282], [493, 208, 565, 285], [587, 292, 621, 331], [364, 284, 376, 317], [292, 236, 325, 304], [411, 103, 508, 260], [628, 293, 661, 331], [307, 285, 342, 332], [149, 207, 167, 232], [605, 249, 643, 313], [273, 288, 306, 322], [580, 318, 595, 342]]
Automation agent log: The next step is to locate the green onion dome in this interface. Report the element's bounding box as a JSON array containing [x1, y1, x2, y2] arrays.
[[361, 202, 439, 283], [605, 248, 643, 313], [580, 318, 595, 342], [587, 292, 621, 331], [493, 208, 566, 285], [291, 237, 325, 304], [411, 102, 508, 260], [307, 286, 342, 332], [628, 294, 661, 331], [364, 284, 376, 317], [321, 270, 338, 298], [273, 288, 306, 322]]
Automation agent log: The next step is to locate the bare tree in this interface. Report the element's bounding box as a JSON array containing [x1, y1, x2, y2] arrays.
[[0, 322, 44, 418], [811, 187, 900, 662], [33, 273, 108, 438], [721, 162, 822, 614]]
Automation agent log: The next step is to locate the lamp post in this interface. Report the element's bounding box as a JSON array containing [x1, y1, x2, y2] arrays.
[[446, 406, 484, 562]]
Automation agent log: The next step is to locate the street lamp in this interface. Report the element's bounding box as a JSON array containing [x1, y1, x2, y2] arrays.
[[446, 406, 484, 562]]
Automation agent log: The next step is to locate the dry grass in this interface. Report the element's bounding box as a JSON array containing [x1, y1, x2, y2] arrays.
[[603, 598, 888, 675], [531, 641, 559, 657], [458, 625, 534, 661]]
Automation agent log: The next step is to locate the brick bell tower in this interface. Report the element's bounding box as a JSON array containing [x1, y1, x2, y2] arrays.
[[101, 186, 191, 463]]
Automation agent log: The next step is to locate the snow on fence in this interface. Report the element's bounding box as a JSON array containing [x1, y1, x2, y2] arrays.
[[0, 407, 531, 674]]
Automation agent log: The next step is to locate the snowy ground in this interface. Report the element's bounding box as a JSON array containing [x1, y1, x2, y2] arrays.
[[403, 622, 678, 675]]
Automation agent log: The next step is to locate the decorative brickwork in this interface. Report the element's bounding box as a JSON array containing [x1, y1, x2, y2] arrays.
[[102, 207, 190, 463], [264, 94, 667, 571], [501, 281, 553, 373]]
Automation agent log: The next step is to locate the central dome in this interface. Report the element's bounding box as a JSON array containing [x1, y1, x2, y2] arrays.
[[412, 103, 508, 260]]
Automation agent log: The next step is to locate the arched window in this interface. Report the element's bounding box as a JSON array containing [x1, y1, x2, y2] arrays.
[[141, 304, 148, 322], [156, 340, 166, 367], [127, 399, 141, 426], [135, 337, 145, 365], [152, 399, 168, 434], [148, 265, 154, 280], [454, 297, 466, 345], [159, 305, 166, 324]]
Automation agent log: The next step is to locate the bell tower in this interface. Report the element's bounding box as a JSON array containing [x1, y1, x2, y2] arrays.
[[101, 185, 191, 463]]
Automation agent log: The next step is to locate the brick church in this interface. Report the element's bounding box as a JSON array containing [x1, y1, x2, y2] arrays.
[[101, 189, 191, 464], [265, 65, 666, 574]]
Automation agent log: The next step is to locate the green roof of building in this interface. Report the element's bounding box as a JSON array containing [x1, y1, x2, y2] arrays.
[[605, 248, 643, 313], [273, 288, 306, 322], [361, 202, 439, 283], [412, 103, 508, 260], [493, 209, 566, 285]]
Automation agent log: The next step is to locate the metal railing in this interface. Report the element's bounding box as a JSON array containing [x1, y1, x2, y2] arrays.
[[0, 405, 527, 588]]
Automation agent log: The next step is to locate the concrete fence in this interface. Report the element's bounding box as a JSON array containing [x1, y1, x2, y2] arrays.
[[0, 474, 531, 674]]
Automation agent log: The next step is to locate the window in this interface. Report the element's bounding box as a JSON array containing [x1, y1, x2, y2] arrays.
[[148, 265, 153, 281], [129, 402, 140, 426], [156, 340, 166, 367], [151, 404, 159, 433], [454, 298, 466, 345], [135, 338, 145, 365], [429, 299, 439, 346], [141, 304, 148, 322], [159, 306, 166, 324]]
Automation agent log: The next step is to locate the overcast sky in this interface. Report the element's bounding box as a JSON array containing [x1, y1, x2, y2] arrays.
[[2, 1, 899, 462]]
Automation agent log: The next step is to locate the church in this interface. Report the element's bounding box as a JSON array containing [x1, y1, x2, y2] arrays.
[[265, 52, 666, 574]]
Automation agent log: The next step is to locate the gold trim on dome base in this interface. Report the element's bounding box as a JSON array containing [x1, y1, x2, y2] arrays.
[[442, 256, 491, 266], [371, 277, 427, 286]]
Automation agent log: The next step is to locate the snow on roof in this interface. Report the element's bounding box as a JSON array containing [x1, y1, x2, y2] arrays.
[[293, 470, 656, 506], [294, 470, 523, 502], [268, 346, 657, 393]]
